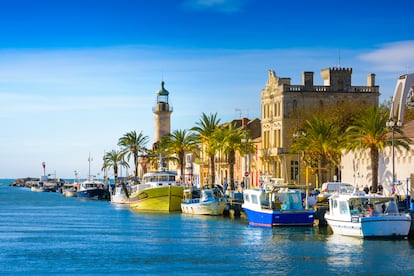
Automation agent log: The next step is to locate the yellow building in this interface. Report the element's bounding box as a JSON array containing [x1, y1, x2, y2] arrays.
[[260, 67, 379, 187]]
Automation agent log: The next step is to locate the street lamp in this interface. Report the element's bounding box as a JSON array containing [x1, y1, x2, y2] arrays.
[[293, 131, 306, 185], [241, 137, 251, 189], [386, 118, 402, 186]]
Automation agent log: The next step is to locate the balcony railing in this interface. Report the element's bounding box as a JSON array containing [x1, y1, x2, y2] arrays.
[[284, 85, 379, 93]]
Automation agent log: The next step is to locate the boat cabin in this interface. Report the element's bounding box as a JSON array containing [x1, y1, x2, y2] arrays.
[[243, 188, 304, 211], [328, 194, 400, 219], [140, 171, 179, 189]]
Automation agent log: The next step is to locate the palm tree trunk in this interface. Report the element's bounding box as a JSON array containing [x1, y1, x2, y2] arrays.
[[321, 156, 328, 184], [114, 167, 118, 185], [179, 151, 185, 185], [209, 154, 215, 184], [121, 182, 129, 198], [370, 146, 379, 193], [317, 159, 322, 189], [229, 152, 235, 190], [134, 154, 138, 183]]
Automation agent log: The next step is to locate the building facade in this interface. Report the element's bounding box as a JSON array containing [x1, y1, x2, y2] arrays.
[[341, 118, 414, 196], [260, 67, 380, 187]]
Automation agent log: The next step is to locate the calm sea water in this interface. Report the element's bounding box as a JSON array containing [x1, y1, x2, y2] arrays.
[[1, 179, 414, 275]]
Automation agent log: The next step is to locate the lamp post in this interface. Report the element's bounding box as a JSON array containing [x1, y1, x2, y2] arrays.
[[386, 119, 402, 186], [293, 131, 306, 185], [241, 137, 251, 189]]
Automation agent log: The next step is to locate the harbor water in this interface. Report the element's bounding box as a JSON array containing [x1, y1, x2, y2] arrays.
[[1, 180, 414, 275]]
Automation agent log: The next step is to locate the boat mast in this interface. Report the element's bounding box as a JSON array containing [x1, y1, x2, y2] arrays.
[[88, 153, 93, 180]]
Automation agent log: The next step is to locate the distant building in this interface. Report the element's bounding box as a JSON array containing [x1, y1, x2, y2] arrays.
[[214, 117, 261, 189], [260, 67, 380, 187]]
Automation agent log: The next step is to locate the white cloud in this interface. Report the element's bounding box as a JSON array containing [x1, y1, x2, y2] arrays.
[[359, 41, 414, 73]]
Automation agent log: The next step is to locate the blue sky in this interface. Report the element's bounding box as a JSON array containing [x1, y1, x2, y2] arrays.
[[1, 0, 414, 178]]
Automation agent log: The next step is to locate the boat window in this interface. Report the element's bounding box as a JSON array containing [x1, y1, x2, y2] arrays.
[[292, 193, 303, 210], [251, 195, 259, 204], [339, 201, 348, 215], [385, 201, 398, 214], [332, 199, 337, 209]]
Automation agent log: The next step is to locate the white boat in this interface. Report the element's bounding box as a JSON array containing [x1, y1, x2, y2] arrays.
[[31, 181, 46, 192], [181, 187, 227, 216], [324, 192, 411, 238], [317, 182, 354, 203], [62, 182, 77, 197], [110, 183, 137, 204]]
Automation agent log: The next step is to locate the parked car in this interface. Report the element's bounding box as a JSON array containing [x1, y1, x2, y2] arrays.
[[317, 182, 354, 203]]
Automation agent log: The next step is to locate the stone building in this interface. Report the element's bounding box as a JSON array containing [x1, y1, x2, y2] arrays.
[[216, 117, 261, 189], [260, 67, 380, 187], [194, 117, 262, 189]]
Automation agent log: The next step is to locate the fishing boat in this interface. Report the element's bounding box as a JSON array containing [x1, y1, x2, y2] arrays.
[[110, 183, 137, 204], [181, 186, 227, 216], [242, 179, 315, 227], [61, 182, 77, 197], [30, 181, 46, 192], [76, 178, 107, 199], [76, 154, 108, 200], [324, 192, 411, 238], [30, 175, 57, 192], [128, 161, 184, 212]]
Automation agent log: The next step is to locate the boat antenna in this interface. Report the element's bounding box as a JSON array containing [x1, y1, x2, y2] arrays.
[[158, 153, 166, 172], [88, 153, 93, 180]]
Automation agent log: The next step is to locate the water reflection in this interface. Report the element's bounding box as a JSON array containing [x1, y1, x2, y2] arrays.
[[326, 234, 364, 269]]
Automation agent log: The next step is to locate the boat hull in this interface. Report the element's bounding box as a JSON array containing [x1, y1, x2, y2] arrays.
[[325, 214, 411, 238], [243, 208, 315, 227], [110, 194, 130, 204], [77, 188, 106, 200], [31, 186, 46, 192], [62, 190, 77, 197], [181, 201, 226, 215], [129, 186, 184, 212]]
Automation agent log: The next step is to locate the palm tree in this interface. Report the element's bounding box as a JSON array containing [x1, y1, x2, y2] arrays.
[[191, 112, 221, 184], [291, 116, 343, 188], [345, 105, 411, 193], [102, 149, 130, 185], [118, 130, 149, 183], [163, 129, 198, 183], [213, 123, 253, 190]]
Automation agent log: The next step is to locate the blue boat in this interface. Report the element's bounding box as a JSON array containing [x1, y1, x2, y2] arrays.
[[76, 179, 107, 200], [242, 184, 315, 227]]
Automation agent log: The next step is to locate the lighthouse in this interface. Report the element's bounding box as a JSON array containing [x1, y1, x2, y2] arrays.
[[153, 81, 173, 144]]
